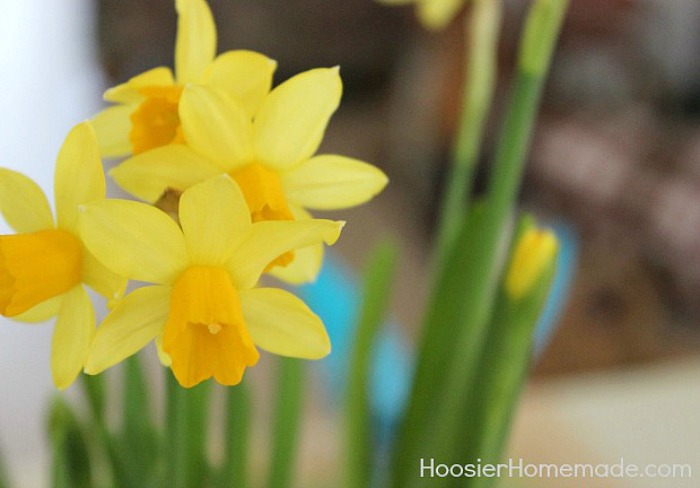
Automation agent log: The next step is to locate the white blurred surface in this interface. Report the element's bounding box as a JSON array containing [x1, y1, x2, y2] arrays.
[[0, 1, 103, 485], [511, 357, 700, 488]]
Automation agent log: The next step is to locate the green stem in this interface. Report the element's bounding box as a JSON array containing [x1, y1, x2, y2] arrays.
[[80, 374, 135, 488], [390, 202, 488, 488], [123, 355, 158, 481], [268, 358, 305, 488], [165, 372, 179, 488], [434, 0, 502, 275], [48, 396, 92, 488], [464, 262, 556, 488], [123, 356, 148, 440], [170, 376, 211, 488], [426, 0, 568, 477], [346, 240, 399, 488], [391, 1, 567, 485], [220, 383, 251, 488], [79, 374, 111, 488], [0, 447, 10, 488], [390, 3, 502, 483], [81, 373, 105, 425], [423, 64, 549, 488]]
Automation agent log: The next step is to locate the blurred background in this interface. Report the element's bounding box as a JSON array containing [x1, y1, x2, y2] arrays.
[[1, 0, 700, 486]]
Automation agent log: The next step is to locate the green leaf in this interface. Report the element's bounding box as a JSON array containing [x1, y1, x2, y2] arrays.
[[81, 373, 105, 423], [463, 243, 557, 488], [267, 358, 305, 488], [169, 378, 212, 488], [122, 355, 160, 482], [392, 0, 567, 480], [391, 202, 497, 488], [217, 383, 251, 488], [0, 446, 12, 488], [346, 239, 399, 488], [48, 396, 92, 488]]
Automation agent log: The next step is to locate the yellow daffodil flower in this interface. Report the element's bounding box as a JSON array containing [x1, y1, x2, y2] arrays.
[[79, 176, 343, 388], [504, 226, 558, 300], [110, 68, 388, 284], [0, 122, 127, 389], [91, 0, 276, 158], [377, 0, 466, 30]]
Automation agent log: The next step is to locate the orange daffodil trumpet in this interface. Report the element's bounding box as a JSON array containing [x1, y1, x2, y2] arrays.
[[377, 0, 466, 30], [110, 68, 388, 284], [0, 122, 127, 389], [79, 176, 343, 388], [91, 0, 276, 157]]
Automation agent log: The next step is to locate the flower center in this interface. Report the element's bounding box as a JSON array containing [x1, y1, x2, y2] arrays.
[[230, 163, 296, 270], [0, 229, 83, 317], [163, 265, 259, 388], [129, 85, 185, 155]]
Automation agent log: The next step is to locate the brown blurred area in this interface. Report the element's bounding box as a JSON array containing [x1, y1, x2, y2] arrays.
[[96, 0, 700, 378]]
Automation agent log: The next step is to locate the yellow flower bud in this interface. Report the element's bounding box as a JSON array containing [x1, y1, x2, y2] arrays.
[[505, 227, 558, 300]]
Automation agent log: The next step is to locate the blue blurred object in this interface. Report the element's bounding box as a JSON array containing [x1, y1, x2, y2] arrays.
[[299, 221, 577, 434], [534, 222, 578, 355], [299, 255, 412, 424]]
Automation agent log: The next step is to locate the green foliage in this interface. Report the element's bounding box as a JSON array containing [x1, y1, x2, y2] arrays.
[[48, 397, 92, 488], [346, 239, 399, 488]]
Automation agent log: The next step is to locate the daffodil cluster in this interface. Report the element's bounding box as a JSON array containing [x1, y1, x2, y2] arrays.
[[95, 0, 387, 285], [0, 0, 387, 389]]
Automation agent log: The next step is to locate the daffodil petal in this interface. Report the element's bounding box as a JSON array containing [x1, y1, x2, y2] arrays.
[[51, 285, 95, 390], [268, 242, 324, 285], [78, 199, 188, 284], [254, 68, 342, 170], [179, 85, 253, 170], [203, 50, 277, 117], [283, 154, 388, 209], [417, 0, 463, 30], [175, 0, 216, 83], [266, 205, 324, 284], [85, 285, 170, 375], [82, 248, 128, 304], [12, 294, 63, 323], [102, 68, 172, 106], [55, 122, 106, 233], [180, 176, 252, 266], [240, 288, 330, 359], [155, 329, 172, 367], [91, 104, 135, 158], [0, 168, 54, 232], [104, 67, 175, 104], [226, 219, 343, 289], [110, 145, 221, 202]]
